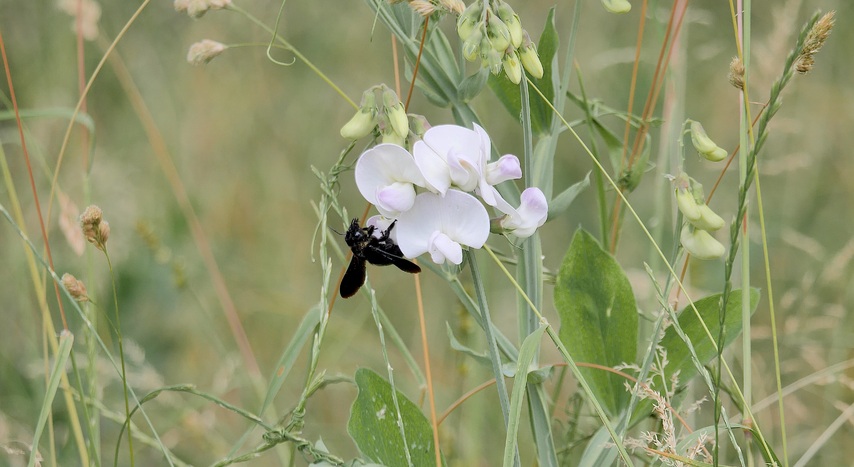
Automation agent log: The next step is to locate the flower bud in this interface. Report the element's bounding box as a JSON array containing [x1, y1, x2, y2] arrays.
[[481, 39, 503, 75], [187, 40, 227, 66], [486, 15, 511, 52], [673, 173, 701, 222], [408, 114, 431, 140], [462, 28, 483, 62], [602, 0, 632, 14], [690, 121, 727, 162], [457, 2, 482, 41], [519, 37, 544, 79], [689, 204, 725, 231], [680, 225, 725, 260], [502, 52, 522, 84], [340, 91, 378, 140], [496, 2, 523, 49], [382, 88, 409, 139]]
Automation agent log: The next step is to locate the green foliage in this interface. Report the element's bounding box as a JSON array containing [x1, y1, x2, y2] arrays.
[[554, 228, 638, 417], [348, 368, 442, 467], [488, 7, 559, 135], [661, 288, 760, 386]]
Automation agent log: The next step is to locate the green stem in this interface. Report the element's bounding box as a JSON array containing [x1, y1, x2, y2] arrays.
[[104, 251, 135, 466], [467, 251, 519, 467]]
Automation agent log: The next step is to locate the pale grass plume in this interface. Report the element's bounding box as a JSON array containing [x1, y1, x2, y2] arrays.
[[58, 190, 85, 256], [187, 40, 227, 66], [57, 0, 101, 41], [80, 204, 109, 251], [728, 56, 745, 90], [61, 273, 89, 302], [796, 11, 835, 74], [174, 0, 232, 18]]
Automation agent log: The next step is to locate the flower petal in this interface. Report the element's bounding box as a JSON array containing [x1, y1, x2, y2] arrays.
[[485, 154, 522, 185], [428, 231, 463, 264], [376, 182, 416, 214], [413, 140, 452, 195], [355, 144, 425, 216], [396, 190, 490, 262], [501, 187, 548, 238]]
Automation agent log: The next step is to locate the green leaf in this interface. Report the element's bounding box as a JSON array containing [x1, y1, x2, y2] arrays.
[[30, 331, 73, 467], [547, 171, 590, 221], [660, 288, 760, 386], [348, 369, 442, 467], [555, 229, 638, 417], [445, 322, 490, 367], [503, 324, 547, 467], [488, 8, 559, 136], [458, 68, 490, 103]]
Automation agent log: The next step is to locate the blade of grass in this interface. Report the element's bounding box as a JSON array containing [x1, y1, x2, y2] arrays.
[[28, 331, 73, 467], [503, 324, 547, 467]]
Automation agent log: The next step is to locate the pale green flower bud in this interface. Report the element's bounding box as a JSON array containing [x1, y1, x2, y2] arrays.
[[382, 88, 409, 139], [408, 114, 431, 140], [673, 173, 701, 221], [380, 127, 405, 147], [680, 225, 725, 260], [496, 2, 523, 49], [519, 36, 544, 79], [690, 204, 725, 231], [486, 15, 511, 52], [602, 0, 632, 14], [340, 91, 377, 140], [482, 41, 503, 75], [503, 52, 522, 84], [690, 121, 728, 162], [457, 2, 482, 41], [462, 28, 483, 62]]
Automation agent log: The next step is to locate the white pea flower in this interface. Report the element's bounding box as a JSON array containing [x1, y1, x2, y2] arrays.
[[355, 144, 426, 218], [500, 187, 548, 238], [413, 124, 483, 195], [396, 190, 489, 265]]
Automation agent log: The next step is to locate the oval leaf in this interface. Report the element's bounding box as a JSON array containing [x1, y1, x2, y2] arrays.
[[348, 368, 442, 466], [555, 229, 638, 416]]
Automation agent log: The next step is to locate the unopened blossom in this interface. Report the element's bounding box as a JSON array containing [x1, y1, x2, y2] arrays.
[[499, 187, 548, 238], [680, 225, 725, 260], [396, 190, 489, 265], [355, 144, 426, 218]]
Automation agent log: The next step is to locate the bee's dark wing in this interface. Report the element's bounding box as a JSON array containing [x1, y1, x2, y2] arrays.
[[364, 244, 421, 274], [340, 256, 367, 298]]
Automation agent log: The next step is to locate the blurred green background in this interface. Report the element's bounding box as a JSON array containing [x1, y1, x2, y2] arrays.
[[1, 0, 852, 465]]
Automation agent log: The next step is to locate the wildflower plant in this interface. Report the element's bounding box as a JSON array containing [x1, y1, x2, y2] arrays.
[[1, 1, 846, 467]]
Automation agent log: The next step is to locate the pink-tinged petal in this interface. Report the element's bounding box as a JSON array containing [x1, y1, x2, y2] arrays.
[[413, 140, 452, 195], [428, 231, 463, 264], [375, 182, 416, 214], [355, 144, 424, 214], [486, 154, 522, 185], [501, 187, 548, 238]]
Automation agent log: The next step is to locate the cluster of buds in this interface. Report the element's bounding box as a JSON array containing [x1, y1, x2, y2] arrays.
[[80, 205, 110, 252], [61, 273, 90, 302], [673, 173, 725, 260], [340, 86, 415, 146], [457, 1, 543, 84], [689, 121, 728, 162]]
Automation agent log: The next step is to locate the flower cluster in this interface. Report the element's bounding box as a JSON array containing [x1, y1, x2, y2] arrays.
[[353, 123, 547, 265], [340, 86, 413, 146], [456, 1, 543, 84], [673, 173, 725, 260]]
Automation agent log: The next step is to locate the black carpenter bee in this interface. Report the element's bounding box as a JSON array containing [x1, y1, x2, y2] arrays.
[[340, 218, 421, 298]]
